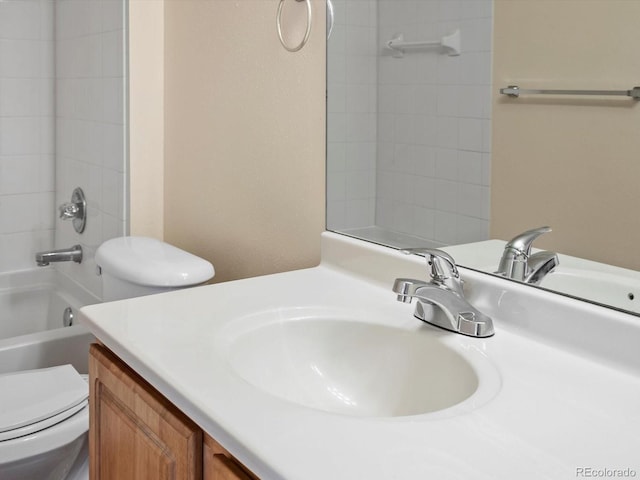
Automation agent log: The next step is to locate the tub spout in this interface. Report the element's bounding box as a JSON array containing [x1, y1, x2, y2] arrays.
[[35, 245, 83, 266]]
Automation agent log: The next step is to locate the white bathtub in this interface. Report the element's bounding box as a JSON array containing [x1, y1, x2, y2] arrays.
[[0, 268, 100, 375]]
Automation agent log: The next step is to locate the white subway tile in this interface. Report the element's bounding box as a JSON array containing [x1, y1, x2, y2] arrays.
[[412, 85, 438, 115], [413, 176, 436, 209], [434, 211, 458, 244], [435, 148, 459, 181], [346, 198, 374, 229], [0, 230, 53, 271], [327, 113, 347, 143], [0, 1, 42, 40], [327, 82, 346, 113], [458, 183, 484, 218], [345, 170, 372, 200], [436, 116, 459, 149], [0, 156, 38, 194], [327, 170, 347, 202], [434, 179, 459, 213], [101, 214, 123, 243], [102, 29, 124, 77], [410, 145, 436, 177], [413, 206, 436, 240], [327, 200, 348, 231], [101, 169, 124, 218], [458, 150, 483, 185], [458, 117, 483, 151], [346, 83, 373, 113], [0, 117, 42, 155], [0, 78, 40, 116], [457, 216, 488, 244], [327, 142, 347, 173], [101, 0, 124, 32], [0, 39, 43, 77], [347, 142, 376, 171], [458, 85, 486, 118]]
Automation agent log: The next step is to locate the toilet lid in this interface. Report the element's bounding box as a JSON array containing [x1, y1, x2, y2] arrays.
[[0, 365, 88, 439], [96, 236, 215, 287]]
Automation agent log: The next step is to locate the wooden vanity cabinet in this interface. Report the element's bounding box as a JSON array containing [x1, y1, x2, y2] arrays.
[[204, 436, 256, 480], [89, 344, 257, 480]]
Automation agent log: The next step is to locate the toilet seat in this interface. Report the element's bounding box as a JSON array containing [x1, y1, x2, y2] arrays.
[[0, 365, 88, 442], [0, 400, 88, 442]]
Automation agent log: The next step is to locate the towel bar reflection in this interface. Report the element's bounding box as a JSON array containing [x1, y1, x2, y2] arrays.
[[500, 85, 640, 99], [386, 29, 461, 57]]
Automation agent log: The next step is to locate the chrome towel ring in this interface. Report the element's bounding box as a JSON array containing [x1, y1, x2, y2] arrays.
[[276, 0, 312, 52]]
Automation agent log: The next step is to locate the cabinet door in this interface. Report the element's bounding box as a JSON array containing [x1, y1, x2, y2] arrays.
[[204, 435, 256, 480], [89, 344, 202, 480]]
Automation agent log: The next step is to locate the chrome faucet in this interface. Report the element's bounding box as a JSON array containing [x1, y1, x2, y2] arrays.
[[496, 226, 559, 284], [393, 248, 494, 338], [35, 245, 83, 266]]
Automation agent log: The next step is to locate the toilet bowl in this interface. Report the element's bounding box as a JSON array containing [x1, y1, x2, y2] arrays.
[[1, 238, 214, 479], [0, 366, 89, 480]]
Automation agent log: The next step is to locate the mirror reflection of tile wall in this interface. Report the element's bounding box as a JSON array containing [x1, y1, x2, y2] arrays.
[[327, 0, 493, 248]]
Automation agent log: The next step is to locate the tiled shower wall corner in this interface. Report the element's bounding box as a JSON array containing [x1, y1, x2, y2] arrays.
[[0, 0, 55, 272], [326, 0, 493, 247], [376, 0, 492, 246], [0, 0, 126, 289], [55, 0, 127, 299], [326, 0, 378, 231]]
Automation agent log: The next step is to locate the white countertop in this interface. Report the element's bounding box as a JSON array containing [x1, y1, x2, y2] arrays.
[[79, 233, 640, 479]]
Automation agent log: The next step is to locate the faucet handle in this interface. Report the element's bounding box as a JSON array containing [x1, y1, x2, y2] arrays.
[[400, 248, 462, 293], [59, 202, 80, 219], [504, 226, 552, 257], [58, 187, 86, 234]]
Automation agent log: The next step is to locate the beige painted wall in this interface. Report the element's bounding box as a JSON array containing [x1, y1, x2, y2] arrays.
[[492, 1, 640, 270], [129, 0, 165, 239], [163, 0, 326, 282]]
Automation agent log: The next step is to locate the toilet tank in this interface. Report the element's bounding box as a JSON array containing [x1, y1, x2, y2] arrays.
[[95, 237, 215, 301]]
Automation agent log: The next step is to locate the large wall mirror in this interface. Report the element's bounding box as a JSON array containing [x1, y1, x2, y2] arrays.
[[326, 0, 640, 316]]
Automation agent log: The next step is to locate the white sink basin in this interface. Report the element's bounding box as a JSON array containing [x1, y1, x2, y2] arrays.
[[219, 308, 498, 418]]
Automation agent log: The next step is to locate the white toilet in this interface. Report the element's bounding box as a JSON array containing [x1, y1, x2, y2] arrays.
[[96, 236, 215, 301], [0, 237, 214, 479], [0, 366, 89, 480]]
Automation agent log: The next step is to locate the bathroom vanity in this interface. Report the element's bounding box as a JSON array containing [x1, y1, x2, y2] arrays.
[[89, 344, 256, 480], [80, 233, 640, 480]]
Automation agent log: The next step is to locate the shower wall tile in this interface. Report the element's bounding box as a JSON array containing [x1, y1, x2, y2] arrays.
[[326, 0, 378, 232], [0, 0, 55, 272], [55, 0, 127, 299], [0, 0, 124, 277], [0, 230, 53, 272], [376, 0, 492, 246], [0, 193, 53, 233]]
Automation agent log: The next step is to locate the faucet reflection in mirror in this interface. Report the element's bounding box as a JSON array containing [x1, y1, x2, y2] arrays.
[[328, 1, 640, 318], [496, 226, 559, 285], [393, 248, 494, 338]]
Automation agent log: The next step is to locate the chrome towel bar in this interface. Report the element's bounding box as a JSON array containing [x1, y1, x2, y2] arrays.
[[500, 85, 640, 100]]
